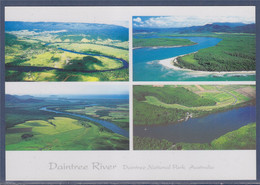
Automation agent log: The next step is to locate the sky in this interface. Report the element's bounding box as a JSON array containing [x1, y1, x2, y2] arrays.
[[5, 6, 255, 28], [6, 82, 129, 95], [133, 14, 255, 28], [131, 6, 255, 28]]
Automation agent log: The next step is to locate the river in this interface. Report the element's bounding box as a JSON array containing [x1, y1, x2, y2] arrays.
[[134, 106, 256, 143], [133, 36, 255, 81], [40, 107, 129, 138]]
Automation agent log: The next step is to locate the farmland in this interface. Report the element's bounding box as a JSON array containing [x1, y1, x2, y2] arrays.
[[133, 85, 256, 150], [133, 85, 255, 125], [6, 94, 129, 150], [5, 22, 129, 81]]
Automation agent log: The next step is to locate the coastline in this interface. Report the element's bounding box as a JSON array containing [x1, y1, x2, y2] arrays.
[[133, 43, 197, 50], [158, 52, 256, 75]]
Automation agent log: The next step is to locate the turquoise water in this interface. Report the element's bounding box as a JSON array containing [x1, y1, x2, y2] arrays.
[[134, 106, 256, 143], [133, 37, 255, 81]]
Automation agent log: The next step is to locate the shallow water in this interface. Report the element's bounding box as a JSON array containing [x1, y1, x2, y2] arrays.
[[133, 36, 255, 81]]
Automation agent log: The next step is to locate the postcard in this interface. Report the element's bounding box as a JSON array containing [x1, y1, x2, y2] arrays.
[[3, 6, 257, 182]]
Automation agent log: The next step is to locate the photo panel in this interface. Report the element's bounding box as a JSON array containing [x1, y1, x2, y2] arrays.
[[132, 10, 256, 81], [5, 7, 129, 82], [2, 5, 258, 182], [5, 82, 129, 150], [133, 84, 256, 150]]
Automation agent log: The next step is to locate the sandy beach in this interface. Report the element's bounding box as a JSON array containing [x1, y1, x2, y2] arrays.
[[158, 53, 256, 76]]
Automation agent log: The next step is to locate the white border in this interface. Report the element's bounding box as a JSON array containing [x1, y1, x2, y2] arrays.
[[5, 6, 257, 181]]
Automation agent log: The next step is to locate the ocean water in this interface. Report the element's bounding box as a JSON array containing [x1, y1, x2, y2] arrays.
[[133, 37, 255, 81]]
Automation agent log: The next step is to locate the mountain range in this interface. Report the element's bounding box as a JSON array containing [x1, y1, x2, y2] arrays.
[[5, 94, 43, 103], [134, 22, 255, 34], [5, 21, 129, 41]]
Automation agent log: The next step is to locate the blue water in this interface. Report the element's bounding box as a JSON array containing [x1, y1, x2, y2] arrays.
[[134, 106, 256, 143], [133, 36, 255, 81], [40, 107, 129, 138], [58, 48, 129, 69]]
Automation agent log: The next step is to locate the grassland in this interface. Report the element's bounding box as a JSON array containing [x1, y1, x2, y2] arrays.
[[134, 122, 256, 150], [133, 85, 255, 125], [6, 117, 128, 150], [66, 104, 129, 131], [5, 31, 129, 81], [175, 34, 255, 71], [6, 95, 129, 150], [133, 38, 196, 48]]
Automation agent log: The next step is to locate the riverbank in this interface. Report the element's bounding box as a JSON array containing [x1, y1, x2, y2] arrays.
[[158, 52, 256, 76], [133, 43, 197, 50]]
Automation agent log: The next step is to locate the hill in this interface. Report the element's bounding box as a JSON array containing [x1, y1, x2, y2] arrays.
[[133, 22, 255, 34], [5, 21, 129, 41], [6, 94, 43, 103]]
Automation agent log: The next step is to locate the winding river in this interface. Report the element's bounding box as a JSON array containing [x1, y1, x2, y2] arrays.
[[6, 43, 128, 73], [133, 36, 255, 81], [134, 106, 256, 143], [40, 107, 129, 138]]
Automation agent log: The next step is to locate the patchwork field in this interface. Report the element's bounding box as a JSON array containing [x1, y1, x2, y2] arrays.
[[6, 117, 128, 150], [5, 22, 129, 81], [133, 85, 255, 150], [6, 95, 129, 150], [134, 85, 255, 125]]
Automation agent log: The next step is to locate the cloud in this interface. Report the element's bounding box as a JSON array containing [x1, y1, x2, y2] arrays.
[[133, 15, 255, 28], [133, 17, 142, 23]]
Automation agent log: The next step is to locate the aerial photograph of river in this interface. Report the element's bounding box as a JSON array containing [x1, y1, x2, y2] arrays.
[[5, 12, 129, 81], [133, 85, 256, 150], [5, 83, 129, 150], [133, 16, 256, 81]]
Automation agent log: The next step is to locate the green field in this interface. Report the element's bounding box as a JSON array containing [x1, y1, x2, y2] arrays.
[[134, 123, 256, 150], [133, 38, 196, 48], [176, 34, 255, 71], [6, 117, 128, 150], [133, 85, 255, 125], [5, 30, 129, 81], [6, 95, 129, 150]]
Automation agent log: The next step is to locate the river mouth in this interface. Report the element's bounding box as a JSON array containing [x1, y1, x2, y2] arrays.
[[134, 106, 256, 144], [133, 36, 255, 81]]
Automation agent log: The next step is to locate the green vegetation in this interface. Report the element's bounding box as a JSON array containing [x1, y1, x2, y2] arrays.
[[134, 123, 256, 150], [66, 104, 129, 131], [6, 95, 129, 150], [5, 30, 129, 81], [134, 85, 216, 106], [175, 123, 256, 150], [133, 38, 196, 48], [6, 117, 128, 150], [134, 85, 255, 125], [176, 34, 255, 71], [134, 136, 174, 150]]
